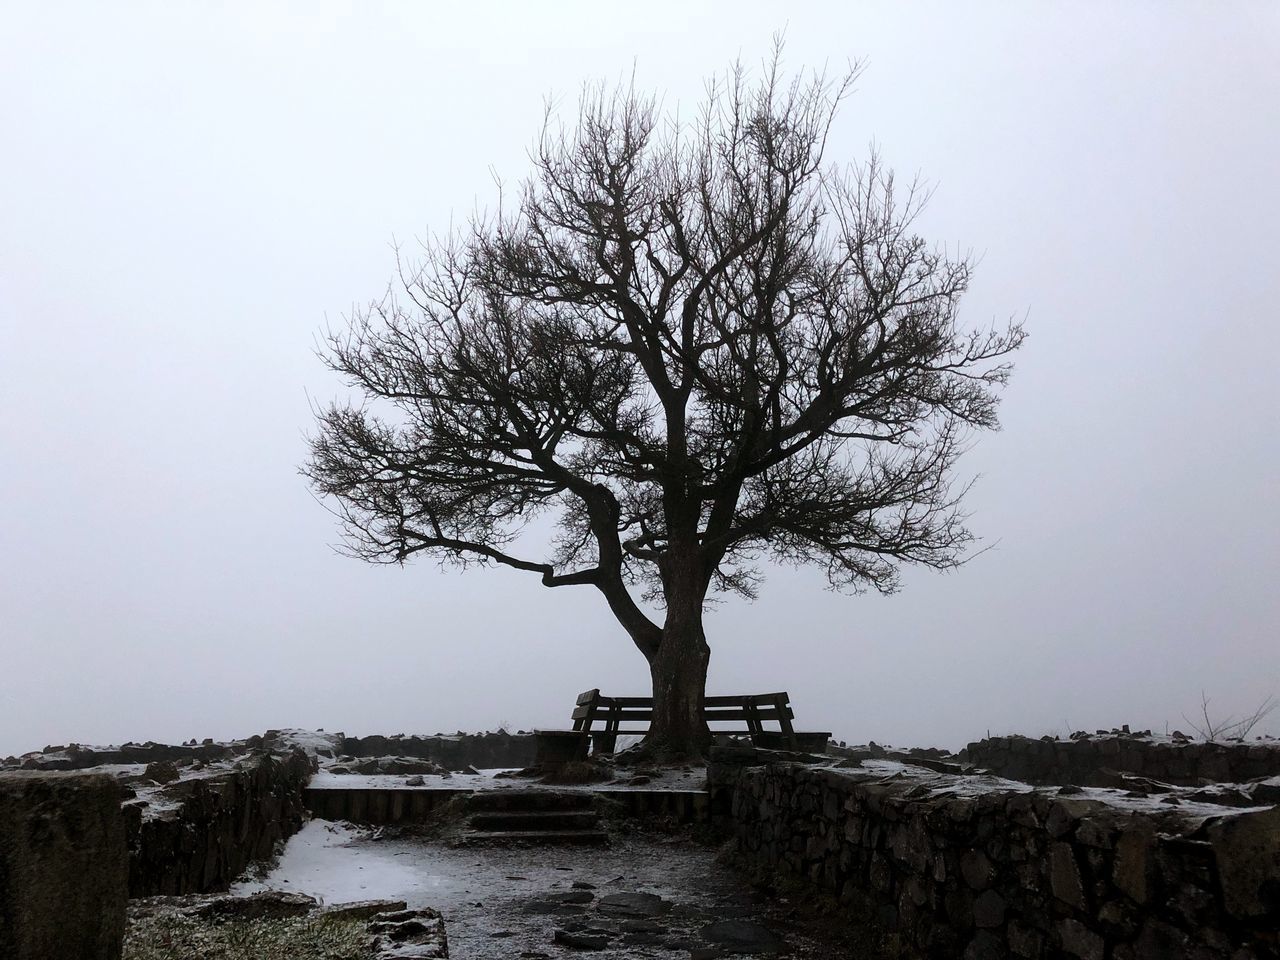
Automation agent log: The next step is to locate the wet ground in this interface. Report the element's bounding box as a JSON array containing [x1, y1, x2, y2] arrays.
[[232, 819, 861, 958]]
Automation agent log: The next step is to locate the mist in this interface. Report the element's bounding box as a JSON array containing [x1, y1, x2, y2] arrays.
[[2, 2, 1277, 757]]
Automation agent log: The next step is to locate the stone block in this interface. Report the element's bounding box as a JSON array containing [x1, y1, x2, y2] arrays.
[[1049, 842, 1086, 910], [0, 771, 128, 960], [1116, 829, 1157, 911], [972, 889, 1006, 928], [1058, 918, 1104, 960], [1206, 806, 1280, 919], [960, 849, 995, 890]]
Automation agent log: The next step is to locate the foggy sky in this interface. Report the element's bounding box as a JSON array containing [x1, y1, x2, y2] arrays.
[[2, 2, 1277, 758]]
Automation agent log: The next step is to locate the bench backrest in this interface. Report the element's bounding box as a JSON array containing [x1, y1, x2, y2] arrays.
[[571, 689, 797, 737]]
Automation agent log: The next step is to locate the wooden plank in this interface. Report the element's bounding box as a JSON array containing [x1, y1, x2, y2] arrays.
[[576, 689, 601, 731], [705, 708, 793, 722], [571, 707, 794, 723], [707, 692, 791, 706], [577, 693, 793, 708], [774, 692, 798, 748]]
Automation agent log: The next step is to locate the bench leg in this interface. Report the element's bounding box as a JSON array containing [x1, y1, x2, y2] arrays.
[[591, 732, 618, 756]]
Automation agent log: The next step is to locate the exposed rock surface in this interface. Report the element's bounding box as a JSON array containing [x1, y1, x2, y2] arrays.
[[0, 771, 129, 960], [124, 748, 312, 896]]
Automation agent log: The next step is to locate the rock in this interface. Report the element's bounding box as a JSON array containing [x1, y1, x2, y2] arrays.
[[900, 756, 964, 775], [700, 919, 784, 954], [1058, 919, 1104, 960], [0, 771, 128, 960], [320, 899, 408, 921], [620, 918, 666, 932], [1007, 920, 1043, 958], [960, 850, 994, 890], [1112, 824, 1155, 905], [1206, 805, 1280, 919], [546, 890, 595, 904], [971, 889, 1006, 928], [368, 907, 448, 957], [1049, 843, 1086, 909], [1133, 918, 1189, 959], [144, 760, 181, 784], [405, 775, 425, 786], [1245, 779, 1280, 805], [1186, 787, 1255, 807], [963, 930, 1006, 960], [553, 928, 610, 950], [597, 892, 672, 917], [190, 891, 318, 920]]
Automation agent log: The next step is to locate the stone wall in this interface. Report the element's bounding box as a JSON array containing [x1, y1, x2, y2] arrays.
[[6, 740, 238, 771], [962, 734, 1280, 788], [0, 771, 129, 960], [338, 732, 536, 769], [125, 749, 312, 897], [725, 761, 1280, 959]]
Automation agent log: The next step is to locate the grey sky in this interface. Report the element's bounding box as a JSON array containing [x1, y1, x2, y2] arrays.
[[2, 2, 1277, 757]]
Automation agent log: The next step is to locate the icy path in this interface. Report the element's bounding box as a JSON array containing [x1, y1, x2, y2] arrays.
[[233, 819, 852, 958]]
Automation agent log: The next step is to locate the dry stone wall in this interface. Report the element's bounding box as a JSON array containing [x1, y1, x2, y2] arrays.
[[124, 749, 312, 897], [724, 761, 1280, 959], [962, 735, 1280, 788]]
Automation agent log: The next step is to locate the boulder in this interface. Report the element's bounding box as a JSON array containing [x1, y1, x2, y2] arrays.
[[144, 760, 181, 784]]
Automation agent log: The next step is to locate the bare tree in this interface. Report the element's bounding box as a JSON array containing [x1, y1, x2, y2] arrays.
[[305, 54, 1025, 758], [1182, 692, 1278, 742]]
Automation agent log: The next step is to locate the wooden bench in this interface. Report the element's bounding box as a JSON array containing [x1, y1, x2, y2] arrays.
[[570, 689, 831, 755]]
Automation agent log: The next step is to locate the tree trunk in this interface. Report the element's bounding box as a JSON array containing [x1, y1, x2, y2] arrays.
[[646, 586, 712, 759]]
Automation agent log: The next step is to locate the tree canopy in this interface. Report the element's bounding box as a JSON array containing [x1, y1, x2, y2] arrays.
[[306, 55, 1024, 755]]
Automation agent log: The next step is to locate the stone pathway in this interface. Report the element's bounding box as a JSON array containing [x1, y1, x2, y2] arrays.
[[234, 820, 858, 958]]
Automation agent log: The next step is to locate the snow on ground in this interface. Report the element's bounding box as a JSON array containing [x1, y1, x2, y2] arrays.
[[271, 728, 343, 758], [830, 759, 1273, 820], [231, 819, 447, 906]]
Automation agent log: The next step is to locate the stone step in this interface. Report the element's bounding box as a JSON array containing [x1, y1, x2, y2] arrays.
[[464, 790, 594, 813], [468, 809, 600, 832], [456, 828, 609, 847]]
